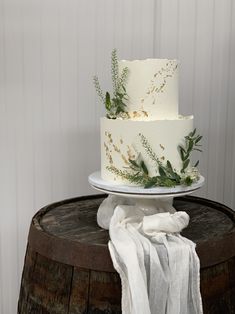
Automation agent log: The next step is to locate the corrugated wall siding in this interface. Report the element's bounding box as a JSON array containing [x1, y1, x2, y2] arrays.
[[0, 0, 234, 312]]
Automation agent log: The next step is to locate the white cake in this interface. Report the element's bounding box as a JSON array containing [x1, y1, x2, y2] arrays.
[[118, 59, 179, 119], [98, 57, 199, 187]]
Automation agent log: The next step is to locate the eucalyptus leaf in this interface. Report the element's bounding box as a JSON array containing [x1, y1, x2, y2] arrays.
[[183, 152, 189, 161], [188, 140, 194, 152], [140, 160, 149, 175], [129, 159, 139, 169], [190, 128, 196, 137], [195, 135, 203, 144], [144, 179, 157, 188], [161, 178, 175, 187], [159, 166, 166, 177], [166, 160, 173, 172], [105, 92, 111, 111], [179, 147, 185, 160], [182, 159, 190, 172]]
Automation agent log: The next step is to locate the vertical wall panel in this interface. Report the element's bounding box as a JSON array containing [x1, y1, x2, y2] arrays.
[[192, 0, 214, 198], [41, 0, 61, 203], [207, 0, 232, 202], [178, 0, 196, 116], [0, 1, 22, 312], [223, 0, 235, 207], [159, 0, 179, 58], [76, 0, 99, 196], [0, 0, 5, 312], [0, 0, 235, 313]]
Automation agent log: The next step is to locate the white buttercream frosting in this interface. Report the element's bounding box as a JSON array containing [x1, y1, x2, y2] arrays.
[[101, 116, 194, 184], [119, 59, 179, 119], [100, 58, 195, 185]]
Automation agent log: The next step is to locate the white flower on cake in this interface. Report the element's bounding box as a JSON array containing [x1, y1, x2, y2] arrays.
[[181, 167, 200, 184]]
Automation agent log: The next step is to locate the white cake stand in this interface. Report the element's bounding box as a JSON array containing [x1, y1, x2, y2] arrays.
[[89, 171, 205, 214]]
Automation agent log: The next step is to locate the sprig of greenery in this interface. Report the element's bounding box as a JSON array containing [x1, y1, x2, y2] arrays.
[[138, 133, 181, 185], [111, 49, 119, 95], [117, 67, 129, 93], [107, 165, 148, 185], [93, 75, 105, 104], [93, 49, 129, 119], [107, 130, 203, 188], [178, 128, 203, 173], [138, 134, 163, 167]]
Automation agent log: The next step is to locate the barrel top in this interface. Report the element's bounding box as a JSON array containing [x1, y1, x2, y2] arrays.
[[29, 195, 235, 271]]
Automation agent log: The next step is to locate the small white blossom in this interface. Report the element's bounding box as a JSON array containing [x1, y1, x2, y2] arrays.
[[182, 167, 200, 183], [117, 112, 130, 120]]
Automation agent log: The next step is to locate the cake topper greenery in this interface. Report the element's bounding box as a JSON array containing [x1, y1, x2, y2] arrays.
[[93, 49, 129, 119], [107, 129, 202, 188]]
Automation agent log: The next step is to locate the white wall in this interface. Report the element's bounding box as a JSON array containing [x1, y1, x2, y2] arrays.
[[0, 0, 234, 312]]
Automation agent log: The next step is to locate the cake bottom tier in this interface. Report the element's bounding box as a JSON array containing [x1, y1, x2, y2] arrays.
[[100, 116, 194, 185]]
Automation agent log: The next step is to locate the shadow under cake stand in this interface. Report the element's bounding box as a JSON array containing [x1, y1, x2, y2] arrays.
[[89, 171, 205, 213]]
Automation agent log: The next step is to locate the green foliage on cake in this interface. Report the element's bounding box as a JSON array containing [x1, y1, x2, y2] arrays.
[[107, 129, 202, 188], [93, 49, 129, 119], [179, 128, 202, 172]]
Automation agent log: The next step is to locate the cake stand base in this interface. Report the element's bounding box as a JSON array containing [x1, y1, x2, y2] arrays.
[[89, 171, 205, 214]]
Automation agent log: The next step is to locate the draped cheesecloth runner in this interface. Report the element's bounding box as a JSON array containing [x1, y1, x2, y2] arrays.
[[97, 195, 203, 314]]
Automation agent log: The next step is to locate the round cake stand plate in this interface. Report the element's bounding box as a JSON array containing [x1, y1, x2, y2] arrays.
[[88, 171, 205, 199]]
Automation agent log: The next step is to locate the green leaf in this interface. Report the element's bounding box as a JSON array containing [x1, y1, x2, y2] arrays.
[[184, 176, 193, 186], [129, 159, 139, 169], [188, 140, 194, 152], [179, 146, 185, 161], [190, 128, 196, 137], [144, 178, 157, 188], [183, 152, 190, 161], [166, 160, 173, 172], [194, 160, 199, 167], [116, 92, 124, 98], [162, 178, 175, 187], [105, 92, 111, 111], [159, 166, 166, 177], [171, 172, 181, 183], [195, 135, 203, 144], [182, 159, 190, 172], [140, 160, 148, 175], [194, 148, 202, 152]]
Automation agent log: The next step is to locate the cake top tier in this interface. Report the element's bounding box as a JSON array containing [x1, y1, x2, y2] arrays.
[[119, 59, 179, 120]]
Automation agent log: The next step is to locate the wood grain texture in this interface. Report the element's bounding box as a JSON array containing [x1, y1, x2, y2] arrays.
[[27, 195, 235, 271], [18, 195, 235, 313]]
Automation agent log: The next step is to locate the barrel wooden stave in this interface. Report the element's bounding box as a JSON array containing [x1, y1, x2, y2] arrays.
[[200, 257, 235, 314], [18, 246, 121, 314], [19, 247, 235, 313], [18, 195, 235, 314], [69, 267, 90, 314], [19, 247, 73, 314]]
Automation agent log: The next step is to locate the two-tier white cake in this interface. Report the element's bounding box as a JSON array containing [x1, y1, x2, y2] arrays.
[[94, 49, 202, 188], [99, 58, 196, 186]]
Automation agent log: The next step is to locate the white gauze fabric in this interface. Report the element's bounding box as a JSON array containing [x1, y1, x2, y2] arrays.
[[97, 195, 203, 314]]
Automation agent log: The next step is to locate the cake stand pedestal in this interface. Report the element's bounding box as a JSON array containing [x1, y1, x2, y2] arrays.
[[89, 171, 205, 214]]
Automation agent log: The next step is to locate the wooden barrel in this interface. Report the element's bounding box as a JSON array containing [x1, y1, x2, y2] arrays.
[[18, 195, 235, 314]]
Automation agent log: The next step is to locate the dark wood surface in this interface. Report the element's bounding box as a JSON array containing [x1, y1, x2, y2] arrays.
[[18, 194, 235, 314], [28, 194, 235, 271]]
